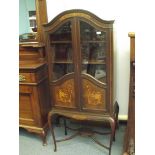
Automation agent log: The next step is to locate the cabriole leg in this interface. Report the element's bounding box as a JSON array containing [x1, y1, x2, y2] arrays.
[[39, 131, 47, 146], [109, 118, 115, 155], [48, 112, 57, 152]]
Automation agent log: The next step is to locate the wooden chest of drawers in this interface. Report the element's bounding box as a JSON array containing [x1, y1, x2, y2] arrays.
[[19, 62, 51, 145]]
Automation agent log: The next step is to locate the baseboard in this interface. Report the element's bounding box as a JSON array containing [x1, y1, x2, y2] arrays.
[[118, 115, 128, 121]]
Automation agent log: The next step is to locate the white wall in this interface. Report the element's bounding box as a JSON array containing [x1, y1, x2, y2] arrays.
[[46, 0, 137, 119]]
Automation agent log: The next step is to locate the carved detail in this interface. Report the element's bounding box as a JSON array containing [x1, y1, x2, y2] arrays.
[[82, 79, 105, 108], [54, 79, 75, 107]]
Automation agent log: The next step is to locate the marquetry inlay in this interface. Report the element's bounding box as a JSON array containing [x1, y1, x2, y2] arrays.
[[59, 13, 91, 21], [54, 79, 75, 107], [82, 79, 105, 108]]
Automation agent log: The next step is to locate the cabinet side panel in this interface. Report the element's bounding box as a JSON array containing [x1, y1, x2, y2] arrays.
[[37, 79, 51, 124]]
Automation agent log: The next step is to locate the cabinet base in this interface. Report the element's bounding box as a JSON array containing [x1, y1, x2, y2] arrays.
[[19, 123, 48, 145]]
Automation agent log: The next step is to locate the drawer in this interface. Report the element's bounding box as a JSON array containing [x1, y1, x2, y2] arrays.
[[19, 73, 35, 83], [19, 85, 33, 93], [19, 65, 47, 84]]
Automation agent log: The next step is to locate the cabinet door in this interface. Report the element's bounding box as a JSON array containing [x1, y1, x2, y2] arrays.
[[48, 20, 77, 109], [19, 85, 41, 126], [79, 20, 109, 112]]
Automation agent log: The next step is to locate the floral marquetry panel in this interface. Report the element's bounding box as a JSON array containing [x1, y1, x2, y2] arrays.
[[53, 79, 76, 108], [82, 79, 106, 111]]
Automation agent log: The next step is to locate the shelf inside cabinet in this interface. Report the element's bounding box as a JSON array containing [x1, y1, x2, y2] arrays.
[[51, 41, 72, 44], [82, 60, 106, 64], [81, 40, 106, 43], [52, 60, 73, 64]]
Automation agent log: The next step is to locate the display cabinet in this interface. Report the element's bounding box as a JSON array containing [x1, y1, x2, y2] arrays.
[[44, 10, 118, 154]]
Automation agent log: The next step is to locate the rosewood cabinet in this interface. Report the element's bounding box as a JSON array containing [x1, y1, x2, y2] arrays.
[[44, 10, 118, 154]]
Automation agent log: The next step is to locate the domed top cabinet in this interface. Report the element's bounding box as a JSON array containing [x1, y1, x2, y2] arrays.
[[44, 9, 115, 115], [44, 9, 118, 154]]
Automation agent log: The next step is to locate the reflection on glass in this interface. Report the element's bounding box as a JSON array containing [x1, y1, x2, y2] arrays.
[[82, 64, 106, 83], [80, 21, 106, 41], [50, 22, 72, 41], [80, 21, 107, 83], [52, 64, 74, 80], [52, 44, 72, 61], [81, 43, 106, 63], [50, 21, 74, 81]]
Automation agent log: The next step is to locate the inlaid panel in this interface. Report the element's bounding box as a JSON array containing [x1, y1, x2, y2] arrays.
[[82, 79, 106, 111], [53, 79, 76, 108]]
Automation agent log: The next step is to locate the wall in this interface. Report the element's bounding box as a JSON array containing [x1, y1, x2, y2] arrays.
[[46, 0, 136, 119], [19, 0, 35, 34]]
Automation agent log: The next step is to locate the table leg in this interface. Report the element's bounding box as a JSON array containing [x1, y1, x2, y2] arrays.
[[48, 112, 57, 152]]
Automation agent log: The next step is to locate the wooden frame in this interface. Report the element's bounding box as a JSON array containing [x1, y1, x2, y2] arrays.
[[35, 0, 48, 42]]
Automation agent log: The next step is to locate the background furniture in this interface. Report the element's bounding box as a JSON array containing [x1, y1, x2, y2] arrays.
[[19, 0, 51, 145], [44, 9, 118, 155], [123, 32, 135, 155]]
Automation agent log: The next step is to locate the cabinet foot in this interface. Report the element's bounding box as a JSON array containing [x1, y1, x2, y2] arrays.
[[20, 124, 49, 146], [39, 131, 47, 146]]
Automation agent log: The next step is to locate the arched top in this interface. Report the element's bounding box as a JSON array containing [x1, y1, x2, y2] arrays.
[[43, 9, 114, 32]]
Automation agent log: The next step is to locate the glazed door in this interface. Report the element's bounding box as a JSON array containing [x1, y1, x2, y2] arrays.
[[48, 20, 77, 109], [79, 20, 110, 112]]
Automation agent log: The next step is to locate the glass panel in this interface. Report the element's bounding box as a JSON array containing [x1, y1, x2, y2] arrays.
[[50, 21, 74, 81], [50, 22, 72, 41], [82, 64, 106, 83], [80, 21, 106, 41], [81, 43, 106, 63], [80, 21, 107, 83]]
